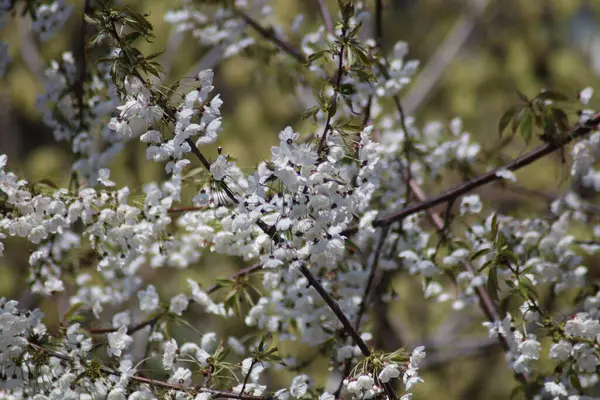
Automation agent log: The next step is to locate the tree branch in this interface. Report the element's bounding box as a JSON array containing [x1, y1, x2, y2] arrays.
[[297, 263, 398, 400], [85, 313, 164, 335], [233, 8, 306, 64], [404, 171, 529, 384], [374, 112, 600, 227], [28, 342, 265, 400]]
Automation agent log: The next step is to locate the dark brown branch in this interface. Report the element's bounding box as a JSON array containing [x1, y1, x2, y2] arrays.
[[28, 342, 264, 399], [86, 313, 164, 335], [233, 8, 306, 64], [374, 0, 383, 44], [354, 225, 389, 330], [406, 170, 529, 384], [168, 205, 209, 214], [335, 225, 391, 398], [298, 264, 370, 356], [297, 263, 398, 400], [374, 112, 600, 227]]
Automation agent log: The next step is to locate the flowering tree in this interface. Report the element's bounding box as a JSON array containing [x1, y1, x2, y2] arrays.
[[1, 0, 600, 399]]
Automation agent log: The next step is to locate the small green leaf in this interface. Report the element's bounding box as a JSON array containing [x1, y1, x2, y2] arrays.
[[551, 108, 570, 133], [511, 107, 526, 135], [570, 374, 583, 393], [470, 247, 491, 262], [498, 105, 522, 137], [487, 266, 500, 304], [83, 14, 100, 25], [519, 112, 533, 144], [491, 213, 499, 238], [307, 50, 329, 64], [64, 302, 84, 322], [510, 385, 526, 400], [518, 276, 538, 299]]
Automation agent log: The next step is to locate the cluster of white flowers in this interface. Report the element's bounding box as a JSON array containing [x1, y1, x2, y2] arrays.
[[3, 0, 600, 399], [164, 0, 272, 59], [36, 51, 119, 183]]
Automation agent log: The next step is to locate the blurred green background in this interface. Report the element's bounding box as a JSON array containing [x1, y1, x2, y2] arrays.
[[2, 0, 600, 398]]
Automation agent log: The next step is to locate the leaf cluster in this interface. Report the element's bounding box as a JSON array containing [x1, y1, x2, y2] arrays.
[[85, 1, 164, 96], [498, 90, 571, 146]]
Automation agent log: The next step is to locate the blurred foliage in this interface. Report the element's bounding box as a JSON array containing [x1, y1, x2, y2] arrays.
[[2, 0, 600, 398]]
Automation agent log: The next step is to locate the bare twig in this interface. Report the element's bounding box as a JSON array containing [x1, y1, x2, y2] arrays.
[[233, 8, 305, 64], [354, 225, 390, 330], [86, 313, 164, 335]]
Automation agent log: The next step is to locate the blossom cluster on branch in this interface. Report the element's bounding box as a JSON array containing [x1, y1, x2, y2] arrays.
[[1, 0, 600, 399]]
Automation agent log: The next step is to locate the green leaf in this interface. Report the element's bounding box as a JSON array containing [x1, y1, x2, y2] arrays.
[[470, 247, 491, 262], [124, 31, 143, 44], [498, 105, 522, 137], [491, 213, 499, 238], [64, 302, 84, 322], [551, 107, 570, 133], [570, 374, 583, 393], [511, 107, 526, 135], [519, 112, 533, 145], [83, 14, 100, 25], [518, 276, 538, 299], [487, 266, 499, 304], [36, 179, 59, 189], [500, 250, 519, 266], [510, 385, 526, 400], [146, 51, 165, 61], [478, 259, 494, 273], [306, 50, 329, 64]]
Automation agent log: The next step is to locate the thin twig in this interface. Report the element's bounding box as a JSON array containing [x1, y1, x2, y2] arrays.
[[298, 264, 370, 355], [86, 313, 164, 335], [354, 225, 390, 330], [240, 358, 257, 395], [374, 112, 600, 227], [233, 8, 305, 64]]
